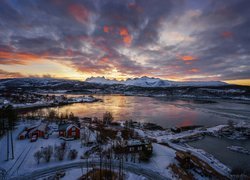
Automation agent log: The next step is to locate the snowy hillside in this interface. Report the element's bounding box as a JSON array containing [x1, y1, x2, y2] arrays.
[[85, 76, 228, 87], [0, 78, 79, 87]]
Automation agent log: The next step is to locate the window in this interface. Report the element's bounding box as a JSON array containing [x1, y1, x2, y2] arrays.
[[72, 132, 76, 136], [72, 127, 76, 131]]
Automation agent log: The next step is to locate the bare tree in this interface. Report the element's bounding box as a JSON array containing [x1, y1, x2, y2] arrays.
[[47, 109, 58, 120], [54, 142, 67, 161], [68, 149, 78, 160], [103, 112, 113, 125], [42, 146, 53, 162], [69, 112, 75, 120], [81, 127, 91, 146], [34, 151, 42, 164]]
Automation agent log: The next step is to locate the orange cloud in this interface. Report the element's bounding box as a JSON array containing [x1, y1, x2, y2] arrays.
[[221, 31, 233, 38], [0, 51, 40, 64], [68, 4, 89, 24], [180, 55, 197, 61], [119, 27, 129, 36], [119, 27, 132, 45], [123, 35, 132, 44]]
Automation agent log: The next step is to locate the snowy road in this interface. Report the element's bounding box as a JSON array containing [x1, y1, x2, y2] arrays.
[[8, 160, 169, 180]]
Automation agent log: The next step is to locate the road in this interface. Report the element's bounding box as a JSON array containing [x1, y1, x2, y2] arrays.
[[9, 160, 169, 180]]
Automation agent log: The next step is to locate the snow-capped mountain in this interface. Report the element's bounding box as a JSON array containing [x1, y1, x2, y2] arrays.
[[85, 77, 120, 85], [85, 76, 228, 87]]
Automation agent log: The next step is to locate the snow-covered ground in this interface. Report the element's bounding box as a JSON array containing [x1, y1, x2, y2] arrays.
[[2, 120, 247, 179], [0, 94, 101, 110], [142, 143, 176, 178], [10, 96, 99, 110]]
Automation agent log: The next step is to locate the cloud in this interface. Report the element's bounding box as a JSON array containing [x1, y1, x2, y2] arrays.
[[180, 56, 197, 61], [0, 0, 249, 83], [68, 4, 90, 24], [0, 51, 41, 65], [119, 27, 132, 45], [0, 69, 24, 78]]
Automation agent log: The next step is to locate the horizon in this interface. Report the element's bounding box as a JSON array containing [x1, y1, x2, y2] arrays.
[[0, 0, 250, 85]]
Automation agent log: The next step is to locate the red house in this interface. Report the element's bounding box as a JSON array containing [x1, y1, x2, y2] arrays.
[[28, 123, 48, 138], [58, 124, 80, 139], [19, 124, 47, 140]]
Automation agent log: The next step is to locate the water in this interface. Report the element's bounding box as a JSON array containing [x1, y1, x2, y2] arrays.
[[189, 136, 250, 172], [21, 94, 250, 128]]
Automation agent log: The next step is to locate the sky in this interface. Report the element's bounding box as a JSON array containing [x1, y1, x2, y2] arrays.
[[0, 0, 250, 85]]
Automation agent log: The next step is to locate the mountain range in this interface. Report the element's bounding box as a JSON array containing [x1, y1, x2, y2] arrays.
[[85, 76, 228, 87]]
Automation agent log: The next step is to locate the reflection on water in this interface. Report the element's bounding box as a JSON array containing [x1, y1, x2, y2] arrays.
[[21, 95, 246, 128], [189, 136, 250, 172]]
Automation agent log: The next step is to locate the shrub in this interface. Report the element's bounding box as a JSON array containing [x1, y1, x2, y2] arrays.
[[68, 149, 78, 160]]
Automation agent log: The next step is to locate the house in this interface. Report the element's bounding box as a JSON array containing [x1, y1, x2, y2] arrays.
[[115, 139, 153, 154], [58, 124, 80, 139], [18, 126, 36, 140], [28, 123, 48, 138]]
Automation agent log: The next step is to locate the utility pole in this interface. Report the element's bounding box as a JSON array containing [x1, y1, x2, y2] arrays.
[[6, 129, 9, 161], [10, 122, 14, 159], [3, 106, 17, 161]]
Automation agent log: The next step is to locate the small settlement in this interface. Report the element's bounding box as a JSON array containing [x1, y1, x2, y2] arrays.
[[17, 117, 153, 159]]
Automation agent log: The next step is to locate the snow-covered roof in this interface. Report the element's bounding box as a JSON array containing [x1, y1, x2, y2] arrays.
[[29, 127, 38, 134], [58, 124, 79, 131], [19, 131, 27, 136], [37, 123, 47, 131], [66, 124, 80, 132]]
